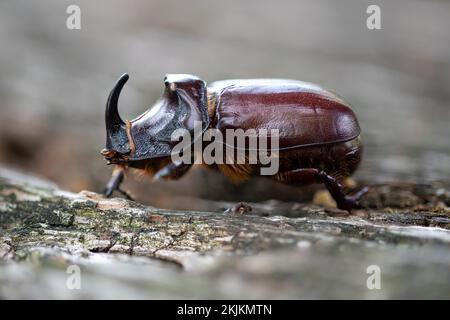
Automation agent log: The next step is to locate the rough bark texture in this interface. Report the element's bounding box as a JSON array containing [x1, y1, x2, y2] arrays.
[[1, 167, 450, 299]]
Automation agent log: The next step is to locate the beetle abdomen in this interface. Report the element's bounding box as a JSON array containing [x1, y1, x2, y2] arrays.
[[209, 79, 360, 149]]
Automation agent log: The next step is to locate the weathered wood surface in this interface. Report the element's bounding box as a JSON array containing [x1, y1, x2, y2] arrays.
[[1, 167, 450, 299]]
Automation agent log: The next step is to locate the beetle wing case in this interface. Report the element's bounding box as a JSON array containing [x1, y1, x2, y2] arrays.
[[209, 79, 360, 150], [129, 74, 209, 160]]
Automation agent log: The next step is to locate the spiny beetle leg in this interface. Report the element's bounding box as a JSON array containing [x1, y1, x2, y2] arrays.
[[153, 161, 191, 182], [103, 167, 134, 200], [277, 168, 367, 213], [103, 169, 124, 197], [316, 170, 366, 212]]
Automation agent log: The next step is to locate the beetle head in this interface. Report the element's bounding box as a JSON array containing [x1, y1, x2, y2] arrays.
[[102, 73, 209, 165]]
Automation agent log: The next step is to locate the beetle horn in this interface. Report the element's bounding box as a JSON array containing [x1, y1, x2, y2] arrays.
[[106, 73, 128, 132], [104, 73, 131, 154]]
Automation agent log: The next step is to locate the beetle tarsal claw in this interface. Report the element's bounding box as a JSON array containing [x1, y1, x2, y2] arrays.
[[116, 187, 134, 201], [224, 202, 253, 215]]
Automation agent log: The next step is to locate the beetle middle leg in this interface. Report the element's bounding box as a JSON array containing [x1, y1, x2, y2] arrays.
[[276, 168, 367, 212], [152, 161, 193, 182]]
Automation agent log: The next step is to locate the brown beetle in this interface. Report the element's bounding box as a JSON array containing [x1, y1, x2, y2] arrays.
[[101, 73, 366, 212]]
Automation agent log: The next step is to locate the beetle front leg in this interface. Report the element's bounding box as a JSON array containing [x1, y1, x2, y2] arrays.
[[103, 166, 134, 200], [277, 168, 367, 212]]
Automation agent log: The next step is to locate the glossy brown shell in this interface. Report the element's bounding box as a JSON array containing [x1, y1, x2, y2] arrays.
[[128, 74, 209, 160], [209, 79, 360, 149]]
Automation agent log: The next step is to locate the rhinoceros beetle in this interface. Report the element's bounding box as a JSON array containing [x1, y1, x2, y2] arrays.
[[101, 73, 367, 212]]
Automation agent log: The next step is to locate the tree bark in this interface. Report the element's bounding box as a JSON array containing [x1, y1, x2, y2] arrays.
[[1, 167, 449, 299]]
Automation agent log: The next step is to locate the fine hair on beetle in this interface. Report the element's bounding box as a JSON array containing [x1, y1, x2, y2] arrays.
[[170, 121, 280, 176]]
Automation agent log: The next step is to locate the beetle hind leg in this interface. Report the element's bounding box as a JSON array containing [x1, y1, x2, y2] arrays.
[[276, 168, 367, 212], [316, 170, 368, 212], [152, 161, 193, 182]]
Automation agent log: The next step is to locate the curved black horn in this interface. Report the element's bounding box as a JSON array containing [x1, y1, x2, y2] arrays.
[[106, 73, 129, 131]]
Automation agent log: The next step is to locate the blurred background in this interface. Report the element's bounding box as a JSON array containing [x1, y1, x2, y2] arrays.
[[0, 0, 449, 210]]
